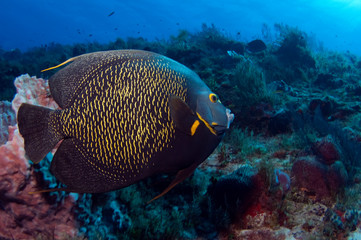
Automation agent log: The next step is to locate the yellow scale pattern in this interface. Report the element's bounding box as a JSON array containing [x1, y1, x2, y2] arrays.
[[60, 54, 187, 184]]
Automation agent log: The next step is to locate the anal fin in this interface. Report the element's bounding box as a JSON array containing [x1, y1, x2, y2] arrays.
[[147, 162, 199, 203], [50, 138, 115, 193]]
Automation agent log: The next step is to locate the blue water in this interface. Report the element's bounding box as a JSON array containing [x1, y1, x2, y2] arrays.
[[1, 0, 361, 55]]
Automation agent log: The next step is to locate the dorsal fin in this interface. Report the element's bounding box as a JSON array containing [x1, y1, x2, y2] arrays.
[[47, 50, 150, 109], [47, 53, 98, 108], [41, 56, 79, 72]]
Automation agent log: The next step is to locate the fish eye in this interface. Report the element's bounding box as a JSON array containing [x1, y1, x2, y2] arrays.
[[209, 93, 219, 103]]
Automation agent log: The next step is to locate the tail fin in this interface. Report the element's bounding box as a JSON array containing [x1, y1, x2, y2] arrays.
[[17, 103, 63, 163]]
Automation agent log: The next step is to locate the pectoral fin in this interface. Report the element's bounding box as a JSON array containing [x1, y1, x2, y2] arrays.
[[169, 95, 200, 136], [147, 162, 199, 203]]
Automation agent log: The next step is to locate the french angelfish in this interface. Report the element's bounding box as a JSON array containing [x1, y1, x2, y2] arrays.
[[17, 50, 234, 202]]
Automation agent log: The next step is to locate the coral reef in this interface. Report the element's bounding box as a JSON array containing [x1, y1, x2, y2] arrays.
[[76, 192, 131, 240], [292, 156, 348, 202], [274, 24, 316, 70], [0, 100, 16, 145], [268, 109, 292, 136], [208, 165, 259, 222], [313, 135, 340, 165], [0, 24, 361, 239], [0, 75, 77, 240]]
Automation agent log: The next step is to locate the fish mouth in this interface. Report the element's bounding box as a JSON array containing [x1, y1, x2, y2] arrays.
[[226, 108, 234, 128], [213, 125, 227, 135], [211, 109, 234, 136]]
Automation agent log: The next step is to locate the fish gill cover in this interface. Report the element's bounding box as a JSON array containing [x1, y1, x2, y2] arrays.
[[1, 1, 361, 240]]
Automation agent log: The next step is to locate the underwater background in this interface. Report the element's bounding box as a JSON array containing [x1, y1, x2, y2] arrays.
[[1, 0, 361, 239]]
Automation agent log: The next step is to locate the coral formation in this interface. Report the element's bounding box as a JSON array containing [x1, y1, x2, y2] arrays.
[[274, 24, 316, 70], [268, 109, 292, 136], [292, 156, 348, 202], [0, 101, 15, 145], [76, 192, 131, 240], [0, 74, 77, 240], [208, 165, 259, 221], [313, 135, 340, 165]]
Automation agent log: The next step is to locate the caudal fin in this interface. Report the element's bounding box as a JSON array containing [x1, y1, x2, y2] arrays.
[[17, 103, 62, 163]]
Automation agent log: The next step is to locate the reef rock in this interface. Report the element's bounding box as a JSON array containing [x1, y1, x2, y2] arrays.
[[268, 109, 292, 136], [291, 155, 348, 202], [313, 135, 340, 165], [0, 101, 16, 145], [0, 74, 77, 240], [314, 73, 344, 90], [209, 165, 259, 220], [220, 227, 292, 240]]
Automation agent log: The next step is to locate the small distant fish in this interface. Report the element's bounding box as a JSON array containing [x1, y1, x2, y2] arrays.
[[108, 11, 115, 17], [246, 39, 267, 53], [17, 50, 234, 202], [267, 80, 293, 95]]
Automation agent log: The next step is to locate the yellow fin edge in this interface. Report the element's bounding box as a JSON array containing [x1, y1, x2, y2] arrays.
[[147, 163, 199, 204], [41, 56, 79, 72], [28, 187, 68, 194]]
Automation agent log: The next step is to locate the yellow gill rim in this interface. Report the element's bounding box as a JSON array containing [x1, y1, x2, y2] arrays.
[[196, 112, 217, 136], [190, 120, 200, 136]]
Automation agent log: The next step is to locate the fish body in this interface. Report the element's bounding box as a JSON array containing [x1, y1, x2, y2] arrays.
[[17, 50, 234, 198]]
